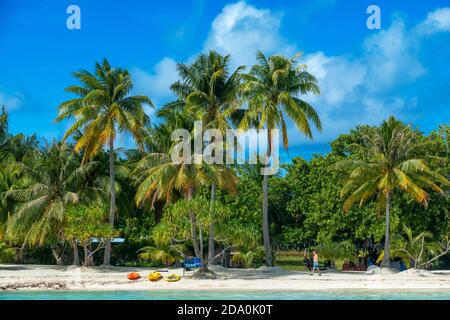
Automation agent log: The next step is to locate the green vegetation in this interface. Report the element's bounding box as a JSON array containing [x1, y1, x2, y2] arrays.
[[65, 204, 118, 266], [335, 117, 449, 267], [376, 226, 450, 269], [230, 246, 265, 268], [276, 252, 307, 271], [0, 51, 448, 271], [239, 52, 321, 266], [137, 246, 182, 267], [0, 241, 14, 263], [56, 59, 152, 266]]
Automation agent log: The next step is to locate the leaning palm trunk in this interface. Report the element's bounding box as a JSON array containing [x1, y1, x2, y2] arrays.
[[207, 183, 216, 264], [187, 188, 201, 258], [51, 244, 64, 266], [262, 171, 273, 266], [103, 136, 116, 266], [382, 192, 391, 267]]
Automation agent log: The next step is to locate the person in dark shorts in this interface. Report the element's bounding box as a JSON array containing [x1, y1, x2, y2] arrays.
[[303, 251, 311, 271]]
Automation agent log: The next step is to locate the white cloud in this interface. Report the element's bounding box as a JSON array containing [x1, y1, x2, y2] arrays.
[[199, 2, 436, 145], [361, 97, 416, 122], [304, 52, 366, 107], [304, 21, 424, 105], [203, 1, 295, 69], [132, 57, 178, 109], [0, 90, 23, 111], [134, 1, 297, 109], [201, 4, 450, 146], [416, 7, 450, 35], [133, 1, 294, 116], [363, 19, 426, 91], [132, 3, 450, 149], [293, 9, 450, 145]]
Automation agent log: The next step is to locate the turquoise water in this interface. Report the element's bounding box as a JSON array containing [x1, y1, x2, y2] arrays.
[[1, 290, 450, 300]]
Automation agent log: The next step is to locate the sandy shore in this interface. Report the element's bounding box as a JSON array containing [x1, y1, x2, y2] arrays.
[[1, 264, 450, 292]]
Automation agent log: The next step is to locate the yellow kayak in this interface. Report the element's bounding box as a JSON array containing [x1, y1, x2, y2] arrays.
[[148, 272, 162, 282], [165, 274, 181, 282]]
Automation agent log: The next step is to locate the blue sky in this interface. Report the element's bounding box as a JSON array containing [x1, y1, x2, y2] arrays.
[[0, 0, 449, 160]]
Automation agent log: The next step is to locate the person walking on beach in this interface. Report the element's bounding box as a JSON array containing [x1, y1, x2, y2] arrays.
[[310, 250, 321, 276], [303, 249, 312, 272]]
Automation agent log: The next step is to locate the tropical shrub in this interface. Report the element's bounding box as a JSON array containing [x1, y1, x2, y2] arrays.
[[137, 246, 182, 266], [376, 225, 446, 269], [65, 204, 118, 267], [231, 246, 265, 268], [0, 241, 15, 263], [316, 240, 356, 269]]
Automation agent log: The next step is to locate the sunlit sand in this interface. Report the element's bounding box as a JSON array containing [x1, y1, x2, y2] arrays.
[[1, 264, 449, 292]]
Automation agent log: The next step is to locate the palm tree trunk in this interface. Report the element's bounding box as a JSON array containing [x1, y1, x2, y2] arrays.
[[84, 245, 90, 267], [207, 183, 216, 264], [262, 171, 273, 266], [103, 136, 116, 266], [199, 227, 203, 260], [262, 129, 273, 267], [382, 192, 391, 267], [72, 239, 80, 266], [187, 188, 201, 258]]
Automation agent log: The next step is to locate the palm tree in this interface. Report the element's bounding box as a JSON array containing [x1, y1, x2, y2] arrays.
[[134, 150, 208, 258], [1, 106, 39, 164], [172, 51, 243, 132], [0, 105, 7, 142], [133, 103, 210, 258], [5, 142, 96, 264], [0, 161, 29, 238], [239, 52, 321, 266], [335, 117, 450, 267], [134, 101, 236, 260], [56, 59, 153, 265], [171, 51, 241, 263]]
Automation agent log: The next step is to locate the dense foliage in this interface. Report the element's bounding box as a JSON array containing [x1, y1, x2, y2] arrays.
[[0, 52, 448, 270], [271, 124, 449, 251]]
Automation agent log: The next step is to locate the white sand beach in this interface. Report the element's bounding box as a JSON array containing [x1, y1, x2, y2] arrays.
[[1, 264, 450, 292]]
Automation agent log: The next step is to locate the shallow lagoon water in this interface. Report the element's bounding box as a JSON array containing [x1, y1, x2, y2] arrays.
[[1, 290, 450, 300]]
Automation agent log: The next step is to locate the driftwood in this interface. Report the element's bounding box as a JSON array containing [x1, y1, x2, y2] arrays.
[[416, 237, 450, 269], [0, 282, 67, 291]]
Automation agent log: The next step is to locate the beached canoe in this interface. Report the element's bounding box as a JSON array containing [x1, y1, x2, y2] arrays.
[[148, 272, 162, 281], [165, 274, 181, 282], [127, 272, 141, 280]]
